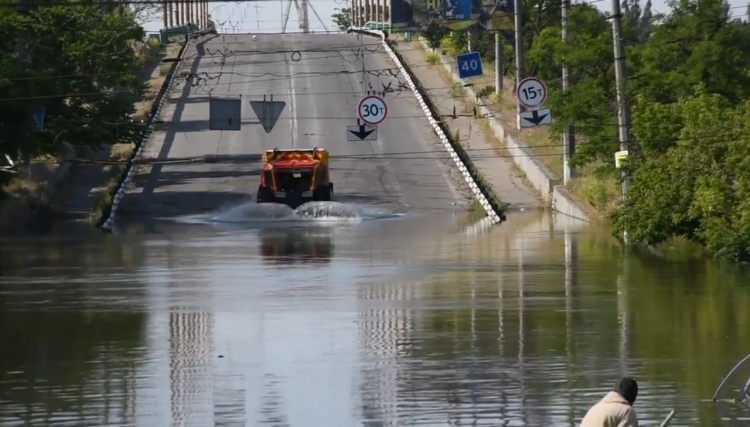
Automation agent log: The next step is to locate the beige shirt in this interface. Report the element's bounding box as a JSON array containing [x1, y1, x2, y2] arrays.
[[580, 391, 639, 427]]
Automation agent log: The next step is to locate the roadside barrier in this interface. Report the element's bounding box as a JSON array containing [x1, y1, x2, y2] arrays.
[[99, 36, 192, 230], [348, 27, 504, 224]]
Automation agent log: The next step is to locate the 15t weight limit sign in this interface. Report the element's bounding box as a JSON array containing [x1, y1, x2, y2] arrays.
[[358, 95, 388, 125], [516, 77, 548, 109]]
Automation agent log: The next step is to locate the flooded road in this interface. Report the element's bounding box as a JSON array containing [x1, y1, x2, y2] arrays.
[[2, 204, 750, 425]]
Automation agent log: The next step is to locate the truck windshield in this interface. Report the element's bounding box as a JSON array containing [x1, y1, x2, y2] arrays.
[[274, 170, 313, 192]]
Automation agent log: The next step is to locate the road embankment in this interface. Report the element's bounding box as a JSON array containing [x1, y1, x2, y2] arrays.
[[396, 34, 591, 223], [109, 33, 476, 224]]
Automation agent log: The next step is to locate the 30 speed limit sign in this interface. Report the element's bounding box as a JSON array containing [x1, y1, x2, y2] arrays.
[[358, 95, 388, 125], [516, 77, 548, 109]]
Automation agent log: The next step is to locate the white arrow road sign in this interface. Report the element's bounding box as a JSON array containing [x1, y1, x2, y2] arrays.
[[347, 124, 378, 141], [516, 77, 548, 109], [519, 108, 552, 128]]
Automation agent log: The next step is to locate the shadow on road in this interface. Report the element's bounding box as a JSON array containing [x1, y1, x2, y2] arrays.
[[142, 35, 216, 198]]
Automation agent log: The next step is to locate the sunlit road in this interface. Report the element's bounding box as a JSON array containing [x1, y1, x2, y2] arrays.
[[120, 33, 469, 219]]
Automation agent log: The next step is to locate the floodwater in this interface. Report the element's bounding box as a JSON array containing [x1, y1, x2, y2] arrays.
[[1, 202, 750, 426]]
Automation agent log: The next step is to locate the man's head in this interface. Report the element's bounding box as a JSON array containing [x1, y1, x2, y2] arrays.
[[615, 377, 638, 405]]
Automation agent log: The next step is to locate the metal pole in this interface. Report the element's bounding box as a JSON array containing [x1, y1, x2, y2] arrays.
[[301, 0, 309, 32], [611, 0, 631, 200], [562, 0, 575, 184], [494, 32, 503, 93], [467, 29, 471, 52], [513, 0, 525, 130]]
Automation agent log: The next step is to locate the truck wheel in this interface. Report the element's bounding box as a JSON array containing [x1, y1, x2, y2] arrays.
[[315, 185, 331, 201], [257, 185, 265, 203]]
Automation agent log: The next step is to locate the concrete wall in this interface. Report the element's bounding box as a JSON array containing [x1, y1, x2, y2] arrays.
[[416, 38, 590, 222]]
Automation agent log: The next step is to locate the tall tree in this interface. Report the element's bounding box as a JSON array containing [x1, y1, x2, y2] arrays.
[[332, 8, 351, 31], [0, 6, 144, 160]]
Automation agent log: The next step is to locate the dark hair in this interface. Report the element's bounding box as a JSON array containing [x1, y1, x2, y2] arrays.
[[616, 377, 638, 405]]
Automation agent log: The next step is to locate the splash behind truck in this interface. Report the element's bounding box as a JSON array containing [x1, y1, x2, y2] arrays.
[[256, 148, 334, 208]]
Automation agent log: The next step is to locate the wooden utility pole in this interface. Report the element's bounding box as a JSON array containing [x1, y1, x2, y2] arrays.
[[561, 0, 575, 183], [494, 32, 503, 93], [163, 0, 168, 28], [610, 0, 631, 200], [513, 0, 524, 130]]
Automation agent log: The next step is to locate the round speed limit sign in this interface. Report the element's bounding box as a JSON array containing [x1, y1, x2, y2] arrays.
[[358, 95, 388, 125], [516, 77, 548, 109]]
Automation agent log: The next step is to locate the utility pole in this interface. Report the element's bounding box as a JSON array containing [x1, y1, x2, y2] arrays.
[[253, 4, 261, 29], [513, 0, 525, 130], [562, 0, 575, 184], [610, 0, 631, 200], [162, 0, 168, 28], [495, 32, 503, 93]]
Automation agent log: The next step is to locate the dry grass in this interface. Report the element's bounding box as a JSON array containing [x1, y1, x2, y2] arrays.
[[111, 142, 135, 161], [2, 176, 46, 199], [132, 42, 180, 122]]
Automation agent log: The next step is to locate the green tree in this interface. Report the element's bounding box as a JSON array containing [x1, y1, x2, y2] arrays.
[[332, 8, 351, 31], [526, 3, 618, 167], [629, 0, 750, 104], [0, 6, 144, 160], [611, 88, 750, 261]]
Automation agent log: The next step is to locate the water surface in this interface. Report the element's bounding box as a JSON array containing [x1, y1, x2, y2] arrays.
[[1, 203, 749, 425]]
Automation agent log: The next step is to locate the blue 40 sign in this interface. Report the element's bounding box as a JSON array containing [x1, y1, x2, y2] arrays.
[[456, 52, 483, 79]]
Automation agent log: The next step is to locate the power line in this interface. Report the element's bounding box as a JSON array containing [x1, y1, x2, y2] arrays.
[[22, 132, 750, 169]]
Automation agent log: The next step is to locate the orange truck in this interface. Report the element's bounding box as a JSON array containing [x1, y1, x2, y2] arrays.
[[256, 148, 334, 208]]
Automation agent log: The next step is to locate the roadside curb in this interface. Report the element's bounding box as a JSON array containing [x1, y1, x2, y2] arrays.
[[348, 27, 505, 224], [98, 36, 192, 231]]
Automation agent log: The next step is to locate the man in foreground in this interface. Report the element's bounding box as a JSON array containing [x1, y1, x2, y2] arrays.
[[581, 377, 639, 426]]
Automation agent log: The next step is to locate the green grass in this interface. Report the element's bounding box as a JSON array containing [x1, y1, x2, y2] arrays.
[[425, 52, 440, 65]]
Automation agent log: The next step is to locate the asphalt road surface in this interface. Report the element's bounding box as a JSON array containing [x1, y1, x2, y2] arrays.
[[120, 33, 470, 220]]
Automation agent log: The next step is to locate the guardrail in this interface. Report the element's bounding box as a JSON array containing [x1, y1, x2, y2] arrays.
[[347, 27, 505, 224], [98, 35, 193, 231]]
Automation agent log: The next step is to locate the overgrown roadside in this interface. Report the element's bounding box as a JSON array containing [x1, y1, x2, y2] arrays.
[[0, 39, 179, 229], [0, 6, 159, 233], [53, 38, 185, 225], [415, 36, 608, 222]]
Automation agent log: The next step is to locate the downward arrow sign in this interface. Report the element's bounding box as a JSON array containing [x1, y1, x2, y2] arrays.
[[524, 109, 549, 125], [348, 124, 375, 140]]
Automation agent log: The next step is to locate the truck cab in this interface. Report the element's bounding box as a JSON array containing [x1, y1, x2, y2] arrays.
[[256, 148, 334, 209]]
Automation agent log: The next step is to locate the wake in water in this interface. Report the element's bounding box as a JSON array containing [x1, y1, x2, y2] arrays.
[[178, 200, 406, 226]]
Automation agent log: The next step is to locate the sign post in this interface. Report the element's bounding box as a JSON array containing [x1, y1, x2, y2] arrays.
[[32, 107, 45, 132], [456, 52, 483, 79], [357, 95, 387, 125], [516, 77, 553, 129], [516, 76, 547, 109]]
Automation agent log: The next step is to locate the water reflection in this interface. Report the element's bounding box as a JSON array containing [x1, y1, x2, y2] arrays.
[[258, 226, 334, 264], [0, 229, 147, 425], [1, 213, 750, 425]]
